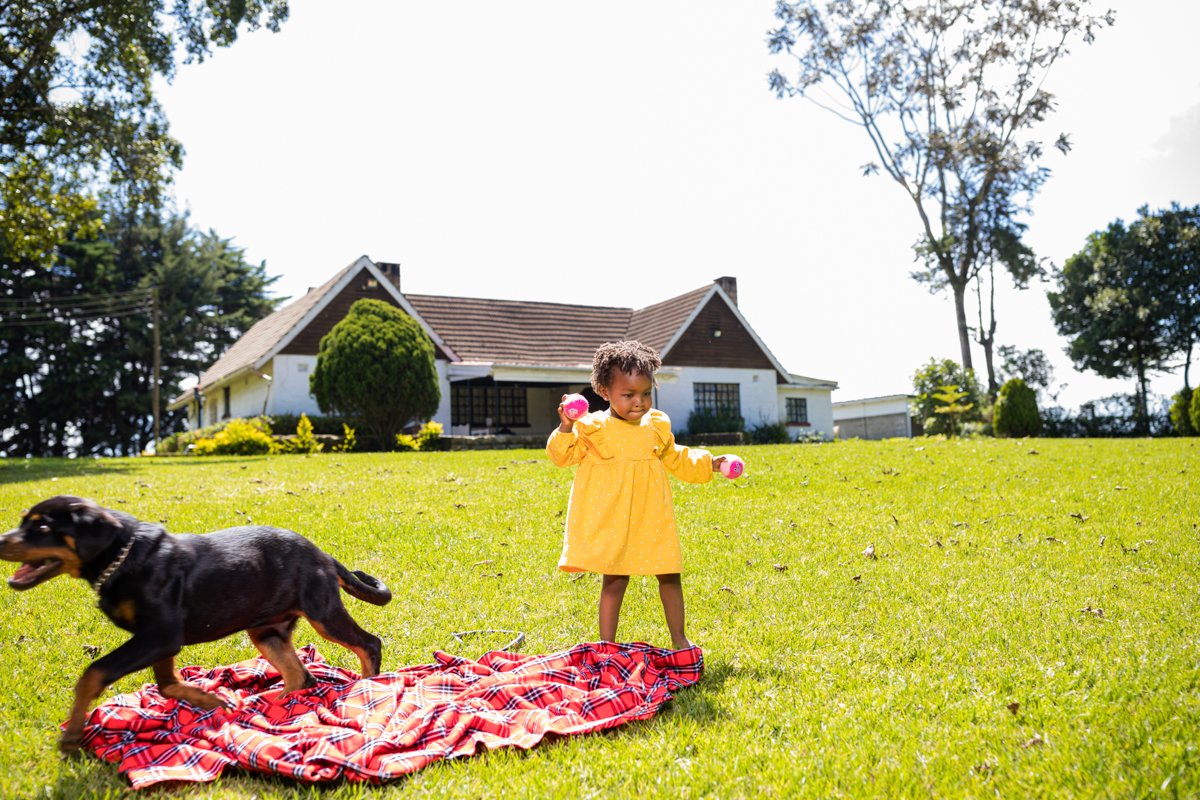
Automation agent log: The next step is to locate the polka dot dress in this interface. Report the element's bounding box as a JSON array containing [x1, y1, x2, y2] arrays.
[[546, 409, 713, 576]]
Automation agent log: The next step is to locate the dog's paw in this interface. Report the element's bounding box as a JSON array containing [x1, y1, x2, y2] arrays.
[[58, 735, 83, 758], [192, 691, 229, 711]]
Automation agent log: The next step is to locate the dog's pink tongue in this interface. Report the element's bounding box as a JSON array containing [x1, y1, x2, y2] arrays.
[[12, 562, 37, 581]]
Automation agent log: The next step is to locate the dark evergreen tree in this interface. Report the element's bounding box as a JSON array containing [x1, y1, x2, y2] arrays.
[[0, 210, 281, 456]]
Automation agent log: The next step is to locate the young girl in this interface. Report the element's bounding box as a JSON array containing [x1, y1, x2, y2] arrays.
[[546, 340, 735, 650]]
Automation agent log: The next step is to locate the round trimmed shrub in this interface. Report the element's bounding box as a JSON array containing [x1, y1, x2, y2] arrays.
[[309, 299, 441, 441], [993, 378, 1042, 437]]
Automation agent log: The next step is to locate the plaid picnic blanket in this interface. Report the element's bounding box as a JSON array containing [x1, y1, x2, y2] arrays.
[[78, 641, 703, 788]]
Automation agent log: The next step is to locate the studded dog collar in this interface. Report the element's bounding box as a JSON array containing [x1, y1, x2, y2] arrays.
[[92, 537, 135, 594]]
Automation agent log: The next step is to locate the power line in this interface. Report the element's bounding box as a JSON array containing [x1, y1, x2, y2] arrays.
[[0, 296, 152, 313], [0, 308, 152, 327], [0, 300, 152, 319], [0, 288, 153, 307], [0, 288, 154, 326]]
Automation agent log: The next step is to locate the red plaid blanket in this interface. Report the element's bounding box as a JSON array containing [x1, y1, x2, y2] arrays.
[[78, 642, 703, 788]]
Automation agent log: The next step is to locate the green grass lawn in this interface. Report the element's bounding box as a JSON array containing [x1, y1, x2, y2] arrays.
[[0, 437, 1197, 798]]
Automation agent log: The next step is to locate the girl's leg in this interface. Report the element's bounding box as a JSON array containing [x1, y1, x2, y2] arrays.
[[657, 573, 692, 650], [599, 575, 629, 642]]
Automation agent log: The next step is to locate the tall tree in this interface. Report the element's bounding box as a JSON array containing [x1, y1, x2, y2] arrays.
[[1136, 203, 1200, 388], [1, 0, 289, 265], [1048, 217, 1174, 434], [0, 209, 281, 457], [767, 0, 1112, 371]]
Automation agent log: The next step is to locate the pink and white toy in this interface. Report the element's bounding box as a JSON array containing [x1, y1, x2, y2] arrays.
[[562, 393, 590, 420], [719, 455, 745, 479]]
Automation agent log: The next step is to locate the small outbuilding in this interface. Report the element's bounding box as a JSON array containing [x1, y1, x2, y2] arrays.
[[833, 395, 918, 440]]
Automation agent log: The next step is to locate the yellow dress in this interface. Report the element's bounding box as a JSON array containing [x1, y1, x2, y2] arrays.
[[546, 409, 713, 576]]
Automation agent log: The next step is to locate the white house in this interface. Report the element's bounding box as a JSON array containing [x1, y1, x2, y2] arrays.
[[832, 395, 917, 439], [168, 257, 838, 440]]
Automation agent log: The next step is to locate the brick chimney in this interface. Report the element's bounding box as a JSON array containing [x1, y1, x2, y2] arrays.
[[714, 276, 737, 306], [376, 262, 401, 290]]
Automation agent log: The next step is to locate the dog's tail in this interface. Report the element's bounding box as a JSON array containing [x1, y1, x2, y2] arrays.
[[335, 561, 393, 606]]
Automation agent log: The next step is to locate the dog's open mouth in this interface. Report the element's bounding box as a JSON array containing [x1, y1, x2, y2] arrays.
[[8, 558, 63, 589]]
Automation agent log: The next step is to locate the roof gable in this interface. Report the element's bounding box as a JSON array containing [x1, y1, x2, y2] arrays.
[[197, 260, 357, 388], [659, 286, 793, 383], [626, 284, 710, 354], [196, 257, 457, 392]]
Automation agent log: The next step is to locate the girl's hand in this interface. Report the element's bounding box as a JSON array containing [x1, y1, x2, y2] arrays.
[[712, 455, 727, 472], [556, 395, 575, 433]]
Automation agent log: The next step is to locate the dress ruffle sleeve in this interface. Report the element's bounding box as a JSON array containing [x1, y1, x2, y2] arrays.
[[651, 411, 713, 484], [546, 414, 609, 467]]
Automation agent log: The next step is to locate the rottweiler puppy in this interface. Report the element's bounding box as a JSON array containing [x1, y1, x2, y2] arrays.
[[0, 495, 392, 755]]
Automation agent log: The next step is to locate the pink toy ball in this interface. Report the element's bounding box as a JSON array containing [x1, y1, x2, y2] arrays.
[[719, 455, 745, 480], [562, 393, 590, 420]]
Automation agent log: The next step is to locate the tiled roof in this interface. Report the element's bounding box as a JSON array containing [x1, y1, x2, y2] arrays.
[[197, 261, 357, 387], [627, 284, 711, 354], [404, 285, 714, 367], [404, 294, 633, 367], [179, 274, 720, 405]]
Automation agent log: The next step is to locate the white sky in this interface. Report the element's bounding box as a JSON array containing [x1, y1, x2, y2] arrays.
[[154, 0, 1200, 410]]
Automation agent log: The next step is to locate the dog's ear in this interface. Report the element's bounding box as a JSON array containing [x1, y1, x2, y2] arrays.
[[68, 499, 121, 562]]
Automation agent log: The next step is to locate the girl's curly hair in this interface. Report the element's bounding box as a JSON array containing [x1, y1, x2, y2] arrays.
[[591, 341, 661, 392]]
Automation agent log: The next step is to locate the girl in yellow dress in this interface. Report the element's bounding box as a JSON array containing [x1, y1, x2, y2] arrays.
[[546, 341, 736, 649]]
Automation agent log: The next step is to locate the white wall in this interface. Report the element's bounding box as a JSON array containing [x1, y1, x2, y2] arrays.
[[266, 355, 323, 417], [432, 359, 452, 429], [655, 366, 781, 434], [778, 387, 835, 440]]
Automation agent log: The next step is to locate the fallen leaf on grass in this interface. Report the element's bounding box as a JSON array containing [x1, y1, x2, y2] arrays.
[[1028, 450, 1039, 455], [82, 644, 102, 658], [952, 521, 970, 528], [891, 514, 900, 526], [454, 503, 467, 509], [1023, 735, 1045, 748], [1114, 485, 1129, 491], [851, 575, 861, 582], [1069, 512, 1089, 522], [1078, 606, 1105, 618], [773, 564, 788, 572], [481, 573, 503, 579], [862, 543, 876, 559], [570, 573, 587, 583], [1006, 701, 1020, 715], [1045, 537, 1064, 544], [472, 560, 494, 567], [1099, 536, 1106, 547], [972, 761, 996, 775], [721, 586, 736, 596]]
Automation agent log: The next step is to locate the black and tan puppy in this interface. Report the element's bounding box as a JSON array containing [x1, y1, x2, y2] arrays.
[[0, 495, 392, 754]]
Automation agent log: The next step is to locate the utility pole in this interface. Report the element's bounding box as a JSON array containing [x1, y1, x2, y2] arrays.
[[153, 287, 161, 453]]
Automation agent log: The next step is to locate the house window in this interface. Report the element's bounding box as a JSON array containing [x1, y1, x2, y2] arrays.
[[786, 397, 808, 424], [451, 385, 528, 426], [222, 386, 231, 419], [297, 362, 309, 373], [693, 383, 740, 416]]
